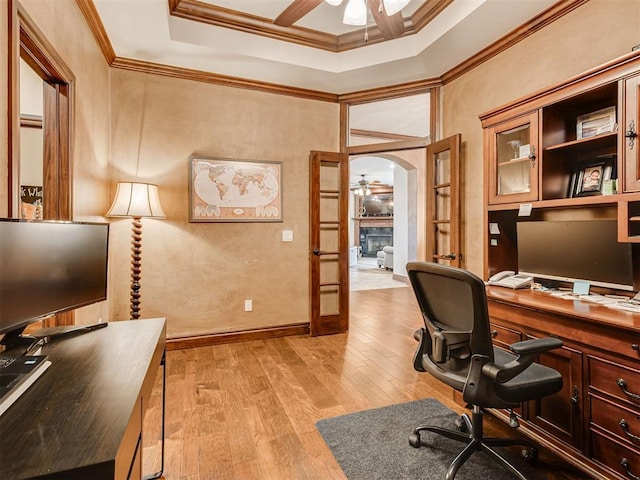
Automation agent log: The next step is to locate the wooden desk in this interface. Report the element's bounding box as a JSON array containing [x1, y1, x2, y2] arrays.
[[485, 288, 640, 480], [0, 318, 166, 480]]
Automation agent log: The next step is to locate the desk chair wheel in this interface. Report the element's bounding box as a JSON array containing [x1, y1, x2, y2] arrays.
[[454, 416, 468, 433], [408, 432, 422, 448], [522, 447, 538, 464]]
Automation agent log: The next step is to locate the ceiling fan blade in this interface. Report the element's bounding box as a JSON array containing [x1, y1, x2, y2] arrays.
[[370, 3, 405, 40], [274, 0, 324, 27]]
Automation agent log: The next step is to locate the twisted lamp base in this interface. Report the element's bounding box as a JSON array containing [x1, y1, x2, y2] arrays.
[[130, 216, 142, 319]]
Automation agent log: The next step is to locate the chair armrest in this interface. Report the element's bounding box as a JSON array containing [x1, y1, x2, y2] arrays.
[[412, 328, 428, 372], [509, 337, 563, 356], [482, 337, 563, 383]]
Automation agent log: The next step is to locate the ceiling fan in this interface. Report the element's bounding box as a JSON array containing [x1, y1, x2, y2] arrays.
[[274, 0, 410, 41]]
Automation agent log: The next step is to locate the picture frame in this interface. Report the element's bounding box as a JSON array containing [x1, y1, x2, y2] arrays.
[[189, 155, 282, 222], [568, 156, 615, 198], [576, 106, 616, 140]]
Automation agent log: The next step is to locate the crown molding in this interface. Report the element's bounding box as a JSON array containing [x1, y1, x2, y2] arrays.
[[75, 0, 586, 103], [75, 0, 116, 64], [168, 0, 453, 53], [110, 57, 339, 102], [441, 0, 589, 84]]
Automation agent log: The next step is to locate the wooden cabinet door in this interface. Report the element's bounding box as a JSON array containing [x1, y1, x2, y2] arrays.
[[487, 112, 539, 204], [624, 74, 640, 192], [526, 339, 584, 450]]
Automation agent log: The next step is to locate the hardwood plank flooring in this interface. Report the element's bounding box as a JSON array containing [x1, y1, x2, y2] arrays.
[[143, 287, 590, 480]]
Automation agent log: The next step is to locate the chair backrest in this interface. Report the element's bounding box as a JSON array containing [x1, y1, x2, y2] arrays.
[[407, 262, 494, 374]]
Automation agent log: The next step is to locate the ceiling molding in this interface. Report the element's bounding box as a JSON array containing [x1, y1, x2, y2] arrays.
[[110, 57, 339, 102], [347, 137, 430, 155], [339, 78, 441, 104], [350, 129, 422, 141], [75, 0, 115, 64], [20, 114, 43, 129], [168, 0, 452, 53], [441, 0, 589, 84], [74, 0, 585, 105]]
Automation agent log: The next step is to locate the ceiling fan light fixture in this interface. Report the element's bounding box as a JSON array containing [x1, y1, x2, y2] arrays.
[[382, 0, 410, 15], [325, 0, 343, 5], [343, 0, 367, 25]]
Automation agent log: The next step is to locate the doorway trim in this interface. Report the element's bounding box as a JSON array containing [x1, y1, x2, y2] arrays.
[[8, 1, 75, 220]]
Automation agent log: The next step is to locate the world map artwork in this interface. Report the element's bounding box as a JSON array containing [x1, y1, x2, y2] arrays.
[[191, 159, 282, 222]]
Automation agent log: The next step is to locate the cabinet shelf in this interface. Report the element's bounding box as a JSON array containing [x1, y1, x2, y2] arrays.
[[497, 156, 530, 166], [543, 131, 617, 153], [486, 194, 631, 212]]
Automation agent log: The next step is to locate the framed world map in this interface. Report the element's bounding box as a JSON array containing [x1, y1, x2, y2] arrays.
[[189, 155, 282, 222]]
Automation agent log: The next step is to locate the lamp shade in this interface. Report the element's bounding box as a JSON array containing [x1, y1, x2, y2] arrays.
[[383, 0, 410, 15], [107, 182, 166, 218], [343, 0, 367, 25], [325, 0, 343, 5]]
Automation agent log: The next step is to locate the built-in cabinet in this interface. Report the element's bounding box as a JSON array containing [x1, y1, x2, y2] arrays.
[[487, 290, 640, 480], [482, 51, 640, 280], [480, 51, 640, 480]]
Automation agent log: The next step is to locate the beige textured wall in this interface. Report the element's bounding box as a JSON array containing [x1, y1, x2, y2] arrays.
[[5, 0, 112, 324], [0, 4, 9, 215], [443, 0, 640, 277], [109, 70, 339, 337]]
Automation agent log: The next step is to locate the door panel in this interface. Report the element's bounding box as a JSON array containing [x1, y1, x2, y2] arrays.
[[426, 135, 461, 267], [309, 151, 349, 336]]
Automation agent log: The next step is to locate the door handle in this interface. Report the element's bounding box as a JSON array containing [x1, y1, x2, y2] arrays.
[[435, 253, 457, 260], [313, 248, 327, 256]]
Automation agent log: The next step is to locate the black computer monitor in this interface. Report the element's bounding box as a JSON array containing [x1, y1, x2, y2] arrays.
[[0, 220, 109, 347], [517, 219, 634, 291]]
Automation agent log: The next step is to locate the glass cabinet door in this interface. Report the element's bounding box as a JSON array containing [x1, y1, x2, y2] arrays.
[[488, 113, 539, 204]]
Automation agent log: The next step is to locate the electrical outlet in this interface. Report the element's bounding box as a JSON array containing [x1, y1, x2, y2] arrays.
[[244, 299, 252, 312]]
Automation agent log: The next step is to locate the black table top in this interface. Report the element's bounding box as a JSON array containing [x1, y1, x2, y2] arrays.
[[0, 318, 166, 480]]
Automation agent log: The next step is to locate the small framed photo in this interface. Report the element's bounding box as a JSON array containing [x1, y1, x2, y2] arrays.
[[576, 106, 616, 140], [568, 156, 615, 197]]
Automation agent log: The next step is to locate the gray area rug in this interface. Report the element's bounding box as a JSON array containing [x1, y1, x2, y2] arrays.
[[316, 398, 544, 480]]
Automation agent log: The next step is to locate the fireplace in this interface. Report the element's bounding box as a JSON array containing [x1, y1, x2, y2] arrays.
[[359, 226, 393, 257]]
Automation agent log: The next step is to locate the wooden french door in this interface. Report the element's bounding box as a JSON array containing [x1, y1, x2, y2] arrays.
[[426, 135, 462, 267], [309, 151, 349, 336]]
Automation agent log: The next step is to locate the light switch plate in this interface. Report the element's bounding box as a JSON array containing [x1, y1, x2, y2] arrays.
[[282, 230, 293, 242]]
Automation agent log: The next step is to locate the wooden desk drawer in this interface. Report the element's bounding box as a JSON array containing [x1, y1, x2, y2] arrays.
[[589, 356, 640, 407], [490, 322, 521, 349], [590, 394, 640, 449], [591, 430, 640, 480]]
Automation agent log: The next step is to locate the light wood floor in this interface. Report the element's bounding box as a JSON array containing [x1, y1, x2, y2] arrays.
[[142, 287, 589, 480]]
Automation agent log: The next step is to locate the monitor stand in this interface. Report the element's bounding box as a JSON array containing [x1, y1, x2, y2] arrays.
[[32, 322, 108, 344], [1, 322, 108, 355]]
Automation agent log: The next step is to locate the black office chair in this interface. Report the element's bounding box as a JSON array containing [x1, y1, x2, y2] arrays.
[[406, 261, 563, 480]]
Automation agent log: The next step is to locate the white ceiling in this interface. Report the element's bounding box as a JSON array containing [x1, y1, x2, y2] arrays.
[[94, 0, 558, 94], [91, 0, 557, 186]]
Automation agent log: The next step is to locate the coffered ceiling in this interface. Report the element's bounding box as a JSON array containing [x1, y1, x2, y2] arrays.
[[92, 0, 559, 94]]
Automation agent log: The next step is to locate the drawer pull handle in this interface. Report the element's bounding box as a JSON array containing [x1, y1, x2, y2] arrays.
[[619, 419, 640, 444], [617, 378, 640, 402], [491, 330, 498, 338], [621, 458, 640, 480]]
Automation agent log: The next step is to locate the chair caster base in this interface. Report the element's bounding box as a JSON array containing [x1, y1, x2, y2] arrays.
[[409, 432, 422, 448]]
